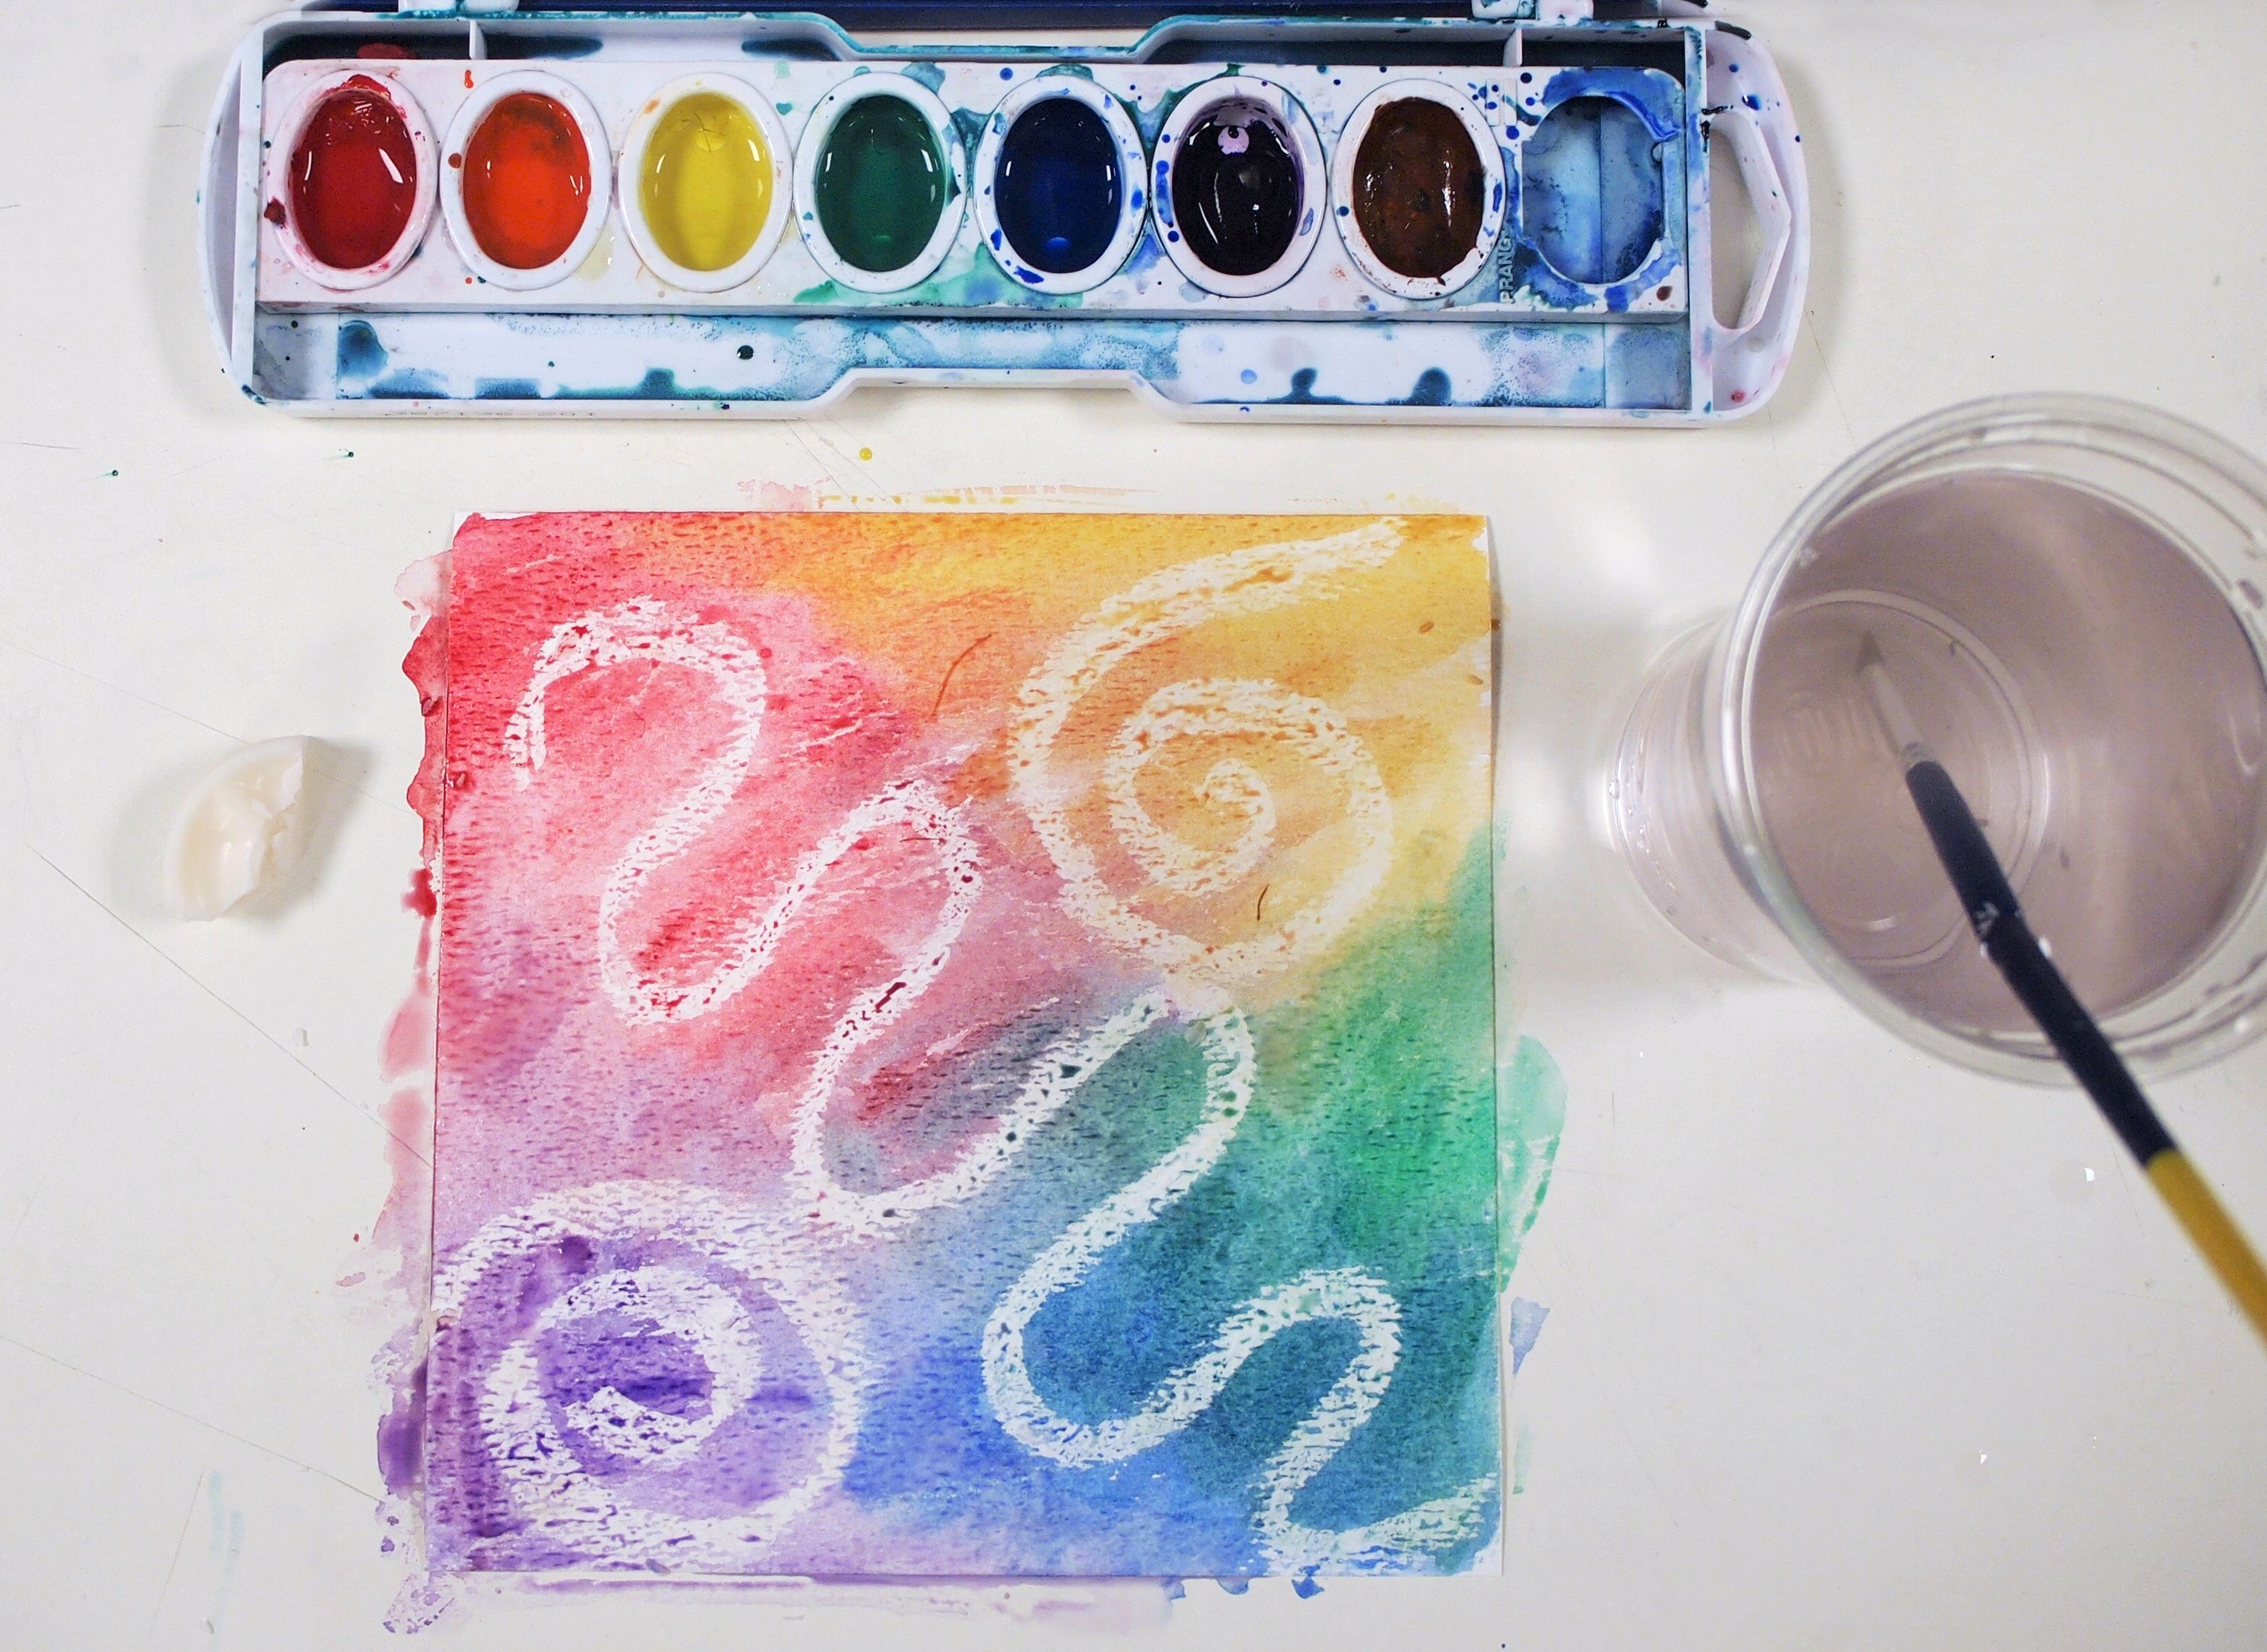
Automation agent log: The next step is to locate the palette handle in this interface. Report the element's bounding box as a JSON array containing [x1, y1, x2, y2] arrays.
[[1702, 29, 1809, 415]]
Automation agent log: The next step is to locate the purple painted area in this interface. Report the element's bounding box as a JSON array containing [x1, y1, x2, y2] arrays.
[[376, 1358, 427, 1498]]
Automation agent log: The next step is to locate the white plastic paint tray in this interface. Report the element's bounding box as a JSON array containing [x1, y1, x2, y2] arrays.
[[200, 1, 1808, 420]]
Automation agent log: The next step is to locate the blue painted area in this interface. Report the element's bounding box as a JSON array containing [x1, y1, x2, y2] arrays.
[[1403, 367, 1453, 406], [1131, 82, 1189, 148], [365, 368, 449, 399], [474, 377, 542, 399], [948, 106, 991, 168], [552, 366, 708, 401], [1500, 66, 1686, 316], [736, 38, 838, 63], [820, 1004, 1499, 1578], [306, 312, 1648, 413], [1522, 95, 1663, 285], [1273, 367, 1345, 406], [336, 319, 387, 381], [1605, 323, 1689, 410], [504, 34, 600, 60], [1506, 1298, 1549, 1375]]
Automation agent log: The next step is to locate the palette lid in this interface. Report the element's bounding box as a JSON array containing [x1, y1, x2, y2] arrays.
[[372, 0, 1603, 20]]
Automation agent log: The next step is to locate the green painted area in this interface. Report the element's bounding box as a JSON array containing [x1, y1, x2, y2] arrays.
[[793, 245, 1087, 311], [1497, 1033, 1565, 1291], [814, 95, 948, 275], [1023, 831, 1541, 1566]]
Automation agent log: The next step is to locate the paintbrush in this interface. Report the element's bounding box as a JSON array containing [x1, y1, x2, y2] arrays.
[[1856, 634, 2267, 1348]]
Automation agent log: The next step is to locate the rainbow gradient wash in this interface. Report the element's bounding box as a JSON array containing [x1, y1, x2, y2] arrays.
[[409, 511, 1528, 1581]]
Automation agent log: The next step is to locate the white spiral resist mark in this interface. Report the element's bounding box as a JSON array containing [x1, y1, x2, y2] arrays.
[[550, 1266, 759, 1469], [432, 1181, 867, 1569], [506, 602, 982, 1033], [1008, 522, 1400, 1005], [980, 996, 1494, 1573]]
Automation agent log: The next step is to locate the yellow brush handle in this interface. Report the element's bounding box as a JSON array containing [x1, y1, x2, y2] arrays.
[[2146, 1150, 2267, 1348]]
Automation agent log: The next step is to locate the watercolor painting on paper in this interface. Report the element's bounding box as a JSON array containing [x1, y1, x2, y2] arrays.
[[406, 511, 1530, 1581]]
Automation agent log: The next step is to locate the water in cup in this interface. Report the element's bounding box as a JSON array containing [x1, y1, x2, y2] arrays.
[[1752, 468, 2267, 1037]]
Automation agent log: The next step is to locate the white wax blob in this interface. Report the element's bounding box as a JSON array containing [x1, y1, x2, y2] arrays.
[[162, 736, 311, 919]]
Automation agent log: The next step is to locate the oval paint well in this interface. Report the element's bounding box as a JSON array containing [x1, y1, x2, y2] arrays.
[[814, 95, 948, 275], [1523, 95, 1665, 286], [288, 79, 417, 271], [460, 91, 591, 270], [637, 91, 774, 273], [1350, 98, 1486, 281], [994, 97, 1122, 275], [1169, 101, 1300, 279]]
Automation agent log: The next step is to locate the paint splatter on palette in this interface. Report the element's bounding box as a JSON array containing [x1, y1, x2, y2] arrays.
[[405, 512, 1531, 1580], [203, 9, 1807, 417]]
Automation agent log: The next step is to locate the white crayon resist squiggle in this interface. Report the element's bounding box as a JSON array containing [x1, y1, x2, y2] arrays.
[[506, 602, 1074, 1238], [977, 998, 1493, 1570]]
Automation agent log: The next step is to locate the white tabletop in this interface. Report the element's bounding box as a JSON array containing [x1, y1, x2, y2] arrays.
[[4, 4, 2265, 1648]]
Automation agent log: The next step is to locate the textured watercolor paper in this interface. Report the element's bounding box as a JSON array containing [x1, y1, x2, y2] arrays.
[[411, 512, 1509, 1581]]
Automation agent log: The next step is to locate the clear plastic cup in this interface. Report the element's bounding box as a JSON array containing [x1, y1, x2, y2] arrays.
[[1611, 395, 2267, 1081]]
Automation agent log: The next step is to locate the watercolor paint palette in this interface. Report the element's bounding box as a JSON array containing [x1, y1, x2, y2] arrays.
[[201, 3, 1807, 419]]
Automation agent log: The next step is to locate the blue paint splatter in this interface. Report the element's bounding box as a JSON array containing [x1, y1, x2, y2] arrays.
[[336, 319, 386, 379], [1506, 1297, 1549, 1374], [1272, 367, 1344, 405], [1403, 367, 1453, 406]]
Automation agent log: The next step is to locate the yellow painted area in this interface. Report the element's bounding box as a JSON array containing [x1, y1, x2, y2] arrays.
[[637, 93, 773, 273], [613, 514, 1494, 1007], [2147, 1150, 2267, 1348]]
